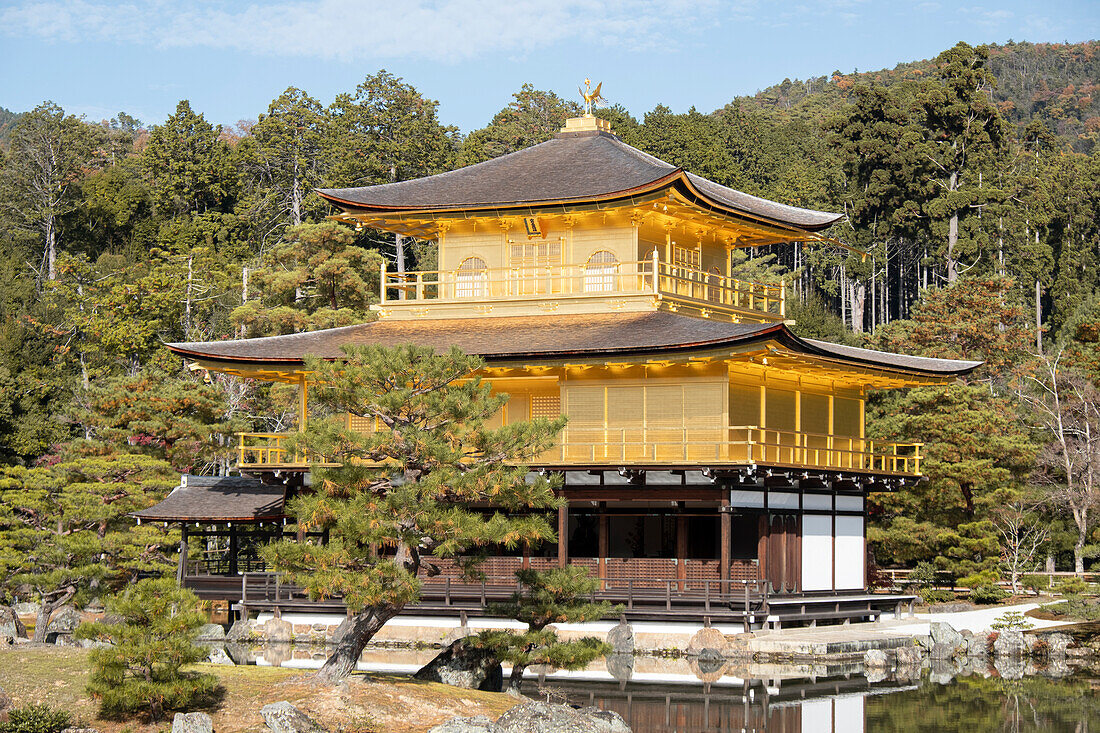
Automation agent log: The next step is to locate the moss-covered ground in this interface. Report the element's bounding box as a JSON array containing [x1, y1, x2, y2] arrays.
[[0, 646, 517, 733]]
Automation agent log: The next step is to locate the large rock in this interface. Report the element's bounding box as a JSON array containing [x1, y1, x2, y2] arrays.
[[196, 623, 226, 642], [993, 630, 1028, 658], [495, 701, 631, 733], [46, 606, 82, 634], [930, 622, 964, 648], [427, 716, 497, 733], [261, 701, 325, 733], [226, 619, 254, 642], [930, 642, 958, 660], [686, 627, 727, 657], [414, 639, 503, 692], [172, 712, 213, 733], [260, 615, 294, 643], [895, 645, 923, 667], [0, 606, 27, 639], [605, 619, 634, 655], [1038, 632, 1073, 657], [863, 649, 890, 669]]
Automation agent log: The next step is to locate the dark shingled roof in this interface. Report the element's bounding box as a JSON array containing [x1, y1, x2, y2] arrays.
[[318, 129, 842, 232], [167, 311, 982, 377], [133, 475, 286, 522]]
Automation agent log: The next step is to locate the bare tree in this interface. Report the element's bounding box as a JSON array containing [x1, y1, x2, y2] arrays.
[[1016, 349, 1100, 574], [992, 499, 1049, 594]]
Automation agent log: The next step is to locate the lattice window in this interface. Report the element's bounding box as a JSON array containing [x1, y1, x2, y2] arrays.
[[583, 250, 619, 293], [531, 393, 560, 419], [347, 414, 377, 433], [510, 241, 562, 268], [673, 245, 700, 270], [455, 256, 487, 298]]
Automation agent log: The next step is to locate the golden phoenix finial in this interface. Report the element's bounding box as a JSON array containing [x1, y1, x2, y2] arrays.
[[579, 78, 605, 116]]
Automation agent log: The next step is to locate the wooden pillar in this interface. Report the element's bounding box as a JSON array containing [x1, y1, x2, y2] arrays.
[[176, 524, 189, 585], [557, 502, 568, 569], [757, 514, 768, 584], [522, 543, 530, 570], [598, 510, 609, 589], [228, 524, 239, 576], [676, 514, 687, 592], [720, 500, 731, 585], [297, 375, 308, 431]]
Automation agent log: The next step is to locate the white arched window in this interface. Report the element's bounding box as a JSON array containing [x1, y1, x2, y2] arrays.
[[455, 256, 487, 298], [583, 250, 619, 293]]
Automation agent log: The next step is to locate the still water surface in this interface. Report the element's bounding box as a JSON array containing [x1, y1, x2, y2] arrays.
[[242, 644, 1100, 732]]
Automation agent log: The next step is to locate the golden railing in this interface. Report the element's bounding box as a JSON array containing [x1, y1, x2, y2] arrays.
[[379, 257, 784, 318], [554, 426, 921, 475], [237, 427, 921, 475], [236, 433, 337, 468]]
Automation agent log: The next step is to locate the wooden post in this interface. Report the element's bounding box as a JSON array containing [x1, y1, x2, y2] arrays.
[[379, 260, 387, 303], [720, 501, 731, 586], [229, 524, 239, 576], [557, 502, 568, 569], [176, 524, 189, 585], [598, 511, 609, 590], [676, 514, 687, 592], [297, 375, 308, 432]]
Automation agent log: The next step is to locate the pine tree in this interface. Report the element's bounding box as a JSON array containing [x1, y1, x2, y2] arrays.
[[475, 567, 614, 692], [75, 578, 219, 721], [141, 100, 233, 218], [459, 84, 581, 165], [262, 344, 565, 682], [0, 441, 176, 641]]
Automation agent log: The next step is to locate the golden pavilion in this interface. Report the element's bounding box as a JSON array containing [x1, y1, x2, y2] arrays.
[[140, 111, 980, 627]]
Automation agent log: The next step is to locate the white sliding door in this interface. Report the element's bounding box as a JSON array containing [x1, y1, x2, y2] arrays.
[[834, 516, 865, 590], [801, 514, 833, 591]]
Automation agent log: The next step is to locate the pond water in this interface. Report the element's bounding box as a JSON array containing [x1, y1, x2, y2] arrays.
[[231, 644, 1100, 732]]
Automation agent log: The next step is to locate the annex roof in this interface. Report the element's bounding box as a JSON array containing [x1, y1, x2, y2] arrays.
[[317, 128, 842, 232], [132, 475, 286, 522], [166, 311, 982, 378]]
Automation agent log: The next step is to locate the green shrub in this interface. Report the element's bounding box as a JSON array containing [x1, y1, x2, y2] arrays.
[[1055, 576, 1089, 595], [968, 585, 1008, 604], [1021, 574, 1050, 595], [906, 561, 937, 590], [0, 704, 72, 733], [74, 577, 220, 721], [991, 610, 1033, 630], [919, 588, 956, 604]]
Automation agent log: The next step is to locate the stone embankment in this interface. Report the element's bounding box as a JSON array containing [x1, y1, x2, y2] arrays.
[[859, 620, 1085, 681]]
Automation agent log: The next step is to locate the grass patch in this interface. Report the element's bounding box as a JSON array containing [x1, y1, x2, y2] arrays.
[[0, 647, 517, 733]]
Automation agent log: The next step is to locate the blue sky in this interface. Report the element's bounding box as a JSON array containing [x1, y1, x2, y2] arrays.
[[1, 0, 1097, 133]]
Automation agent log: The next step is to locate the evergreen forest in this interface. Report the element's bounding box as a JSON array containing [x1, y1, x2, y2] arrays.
[[1, 40, 1099, 610]]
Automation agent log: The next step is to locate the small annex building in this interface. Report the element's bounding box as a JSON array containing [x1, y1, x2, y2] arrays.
[[140, 113, 980, 629]]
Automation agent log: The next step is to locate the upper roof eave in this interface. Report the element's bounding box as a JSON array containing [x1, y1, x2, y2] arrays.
[[319, 171, 842, 235]]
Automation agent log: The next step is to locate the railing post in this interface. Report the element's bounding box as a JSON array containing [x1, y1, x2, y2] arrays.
[[780, 279, 786, 317], [651, 249, 660, 295], [665, 581, 671, 611], [379, 260, 387, 303]]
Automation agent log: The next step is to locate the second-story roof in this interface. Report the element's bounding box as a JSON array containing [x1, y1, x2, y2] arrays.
[[167, 311, 982, 379], [317, 127, 842, 232]]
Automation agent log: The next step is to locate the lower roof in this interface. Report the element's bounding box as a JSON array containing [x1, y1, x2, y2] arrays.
[[133, 475, 286, 522], [166, 311, 981, 378]]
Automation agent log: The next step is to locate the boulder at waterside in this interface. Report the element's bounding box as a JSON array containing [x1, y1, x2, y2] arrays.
[[427, 715, 497, 733], [495, 701, 631, 733], [414, 638, 503, 692]]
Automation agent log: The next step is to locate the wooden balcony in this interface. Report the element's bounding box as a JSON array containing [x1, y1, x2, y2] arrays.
[[237, 428, 921, 476], [376, 256, 785, 322]]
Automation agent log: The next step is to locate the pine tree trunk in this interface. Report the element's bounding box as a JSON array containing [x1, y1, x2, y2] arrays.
[[507, 661, 527, 692], [1035, 279, 1042, 351], [315, 606, 401, 682]]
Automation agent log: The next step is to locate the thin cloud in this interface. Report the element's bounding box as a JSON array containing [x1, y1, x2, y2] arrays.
[[0, 0, 724, 62]]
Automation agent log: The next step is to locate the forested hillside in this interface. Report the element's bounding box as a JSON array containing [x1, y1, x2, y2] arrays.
[[0, 42, 1098, 609]]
